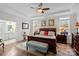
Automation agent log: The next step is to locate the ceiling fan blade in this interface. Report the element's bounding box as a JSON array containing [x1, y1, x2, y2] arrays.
[[42, 8, 50, 10], [37, 7, 42, 9], [31, 3, 50, 13], [38, 3, 43, 7]]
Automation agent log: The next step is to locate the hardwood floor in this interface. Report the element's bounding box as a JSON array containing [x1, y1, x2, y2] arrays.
[[0, 40, 76, 56], [0, 40, 35, 56]]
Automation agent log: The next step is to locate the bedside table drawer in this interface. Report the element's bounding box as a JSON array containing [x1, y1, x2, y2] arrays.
[[56, 35, 67, 44]]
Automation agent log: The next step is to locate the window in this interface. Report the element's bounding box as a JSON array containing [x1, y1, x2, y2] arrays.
[[6, 21, 16, 33], [59, 17, 70, 35]]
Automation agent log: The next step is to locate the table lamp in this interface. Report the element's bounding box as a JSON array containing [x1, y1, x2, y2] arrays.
[[59, 26, 64, 34], [75, 22, 79, 33]]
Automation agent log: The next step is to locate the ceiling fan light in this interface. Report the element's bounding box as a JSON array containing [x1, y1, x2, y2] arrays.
[[38, 9, 43, 13]]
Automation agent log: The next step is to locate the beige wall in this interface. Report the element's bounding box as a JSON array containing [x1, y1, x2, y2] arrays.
[[31, 13, 76, 35]]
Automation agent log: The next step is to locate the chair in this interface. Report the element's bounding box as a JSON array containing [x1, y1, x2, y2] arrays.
[[0, 39, 4, 49]]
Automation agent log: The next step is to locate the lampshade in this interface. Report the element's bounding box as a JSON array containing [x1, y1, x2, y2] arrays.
[[75, 22, 79, 28], [37, 9, 46, 13], [59, 26, 64, 32]]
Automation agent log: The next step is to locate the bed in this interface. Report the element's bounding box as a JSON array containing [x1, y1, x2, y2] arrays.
[[27, 28, 57, 54]]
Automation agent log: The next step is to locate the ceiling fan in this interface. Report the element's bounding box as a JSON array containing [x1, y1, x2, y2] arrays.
[[31, 3, 50, 13]]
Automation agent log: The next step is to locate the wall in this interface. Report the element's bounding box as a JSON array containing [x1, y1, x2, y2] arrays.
[[31, 13, 76, 34], [31, 16, 57, 34], [0, 20, 16, 40], [0, 11, 31, 41], [0, 7, 77, 43]]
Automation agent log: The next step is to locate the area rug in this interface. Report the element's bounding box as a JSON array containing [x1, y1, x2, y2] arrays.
[[16, 41, 76, 56]]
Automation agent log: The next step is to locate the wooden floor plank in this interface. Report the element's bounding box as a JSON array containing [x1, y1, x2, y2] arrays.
[[0, 40, 35, 56]]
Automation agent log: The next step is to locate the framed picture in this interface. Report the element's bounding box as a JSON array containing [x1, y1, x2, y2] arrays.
[[22, 23, 29, 29], [48, 19, 54, 26], [41, 20, 46, 26]]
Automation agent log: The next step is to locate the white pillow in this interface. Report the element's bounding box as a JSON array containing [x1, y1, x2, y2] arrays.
[[48, 31, 55, 36], [40, 31, 44, 35]]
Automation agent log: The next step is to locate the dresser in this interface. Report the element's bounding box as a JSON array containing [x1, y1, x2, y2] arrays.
[[71, 33, 75, 48], [56, 34, 67, 44], [74, 35, 79, 55]]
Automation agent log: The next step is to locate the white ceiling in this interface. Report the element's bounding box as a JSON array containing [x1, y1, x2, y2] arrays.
[[0, 3, 77, 18]]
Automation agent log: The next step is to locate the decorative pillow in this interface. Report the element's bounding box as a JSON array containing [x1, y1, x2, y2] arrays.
[[48, 31, 55, 36], [44, 31, 48, 36], [40, 31, 44, 35]]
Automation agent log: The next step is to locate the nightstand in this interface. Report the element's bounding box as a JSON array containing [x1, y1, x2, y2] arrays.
[[56, 34, 67, 44]]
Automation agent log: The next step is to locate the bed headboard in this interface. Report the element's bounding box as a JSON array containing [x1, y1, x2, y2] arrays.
[[39, 28, 56, 36]]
